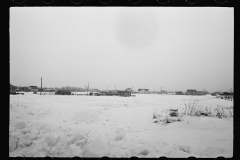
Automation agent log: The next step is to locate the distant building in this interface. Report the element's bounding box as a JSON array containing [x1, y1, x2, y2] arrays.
[[92, 89, 99, 92], [73, 91, 87, 95], [125, 88, 133, 92], [29, 86, 38, 92], [45, 88, 55, 92], [100, 90, 118, 96], [138, 89, 149, 94], [55, 90, 71, 95], [118, 91, 131, 97], [151, 91, 158, 94], [176, 91, 183, 95], [107, 90, 119, 96], [186, 89, 197, 95], [89, 91, 102, 96], [196, 91, 206, 95], [161, 90, 168, 94]]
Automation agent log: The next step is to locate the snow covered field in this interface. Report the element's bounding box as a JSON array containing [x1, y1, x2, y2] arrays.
[[9, 93, 233, 157]]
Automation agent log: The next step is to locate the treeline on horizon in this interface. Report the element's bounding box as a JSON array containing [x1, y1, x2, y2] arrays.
[[14, 85, 169, 93], [11, 85, 233, 93], [15, 86, 92, 92]]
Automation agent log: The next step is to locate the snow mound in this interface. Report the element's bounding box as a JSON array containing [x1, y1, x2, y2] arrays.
[[43, 134, 59, 146], [85, 134, 111, 157], [67, 133, 88, 146], [175, 144, 191, 153], [9, 138, 17, 151], [13, 121, 27, 130], [69, 144, 84, 157], [38, 123, 53, 132], [132, 144, 151, 156], [114, 128, 127, 141]]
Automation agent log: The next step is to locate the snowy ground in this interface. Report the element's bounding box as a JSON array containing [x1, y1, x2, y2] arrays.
[[9, 93, 233, 158]]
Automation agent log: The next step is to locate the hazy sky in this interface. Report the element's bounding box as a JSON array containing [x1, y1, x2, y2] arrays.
[[10, 7, 233, 92]]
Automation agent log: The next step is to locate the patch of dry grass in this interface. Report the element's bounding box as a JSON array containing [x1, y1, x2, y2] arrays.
[[152, 96, 233, 125]]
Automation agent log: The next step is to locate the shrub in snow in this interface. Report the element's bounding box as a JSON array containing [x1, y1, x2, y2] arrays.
[[181, 97, 233, 118], [153, 97, 233, 125], [152, 109, 160, 119], [153, 109, 182, 125], [215, 105, 233, 119], [169, 109, 178, 117]]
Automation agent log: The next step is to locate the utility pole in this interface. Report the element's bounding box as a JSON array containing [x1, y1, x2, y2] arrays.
[[41, 77, 42, 95], [88, 82, 89, 96]]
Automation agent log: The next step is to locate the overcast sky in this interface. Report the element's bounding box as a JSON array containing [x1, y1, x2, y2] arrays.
[[10, 7, 233, 92]]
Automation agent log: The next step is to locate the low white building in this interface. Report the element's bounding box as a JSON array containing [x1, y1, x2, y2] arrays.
[[71, 92, 88, 95]]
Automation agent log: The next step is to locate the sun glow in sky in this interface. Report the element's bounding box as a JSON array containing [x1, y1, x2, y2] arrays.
[[10, 7, 233, 92]]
